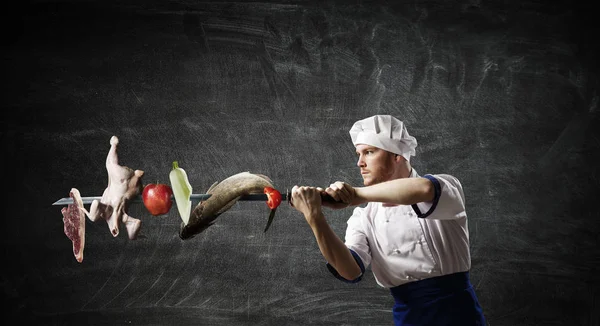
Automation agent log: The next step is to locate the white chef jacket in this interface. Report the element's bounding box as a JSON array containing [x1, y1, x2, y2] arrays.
[[329, 168, 471, 288]]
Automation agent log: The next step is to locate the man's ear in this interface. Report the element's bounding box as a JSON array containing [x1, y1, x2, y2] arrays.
[[394, 154, 406, 163]]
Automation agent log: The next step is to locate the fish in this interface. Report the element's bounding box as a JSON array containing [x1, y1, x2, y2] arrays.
[[179, 172, 274, 239]]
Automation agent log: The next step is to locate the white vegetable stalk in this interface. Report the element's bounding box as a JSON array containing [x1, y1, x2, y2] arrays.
[[169, 161, 192, 225]]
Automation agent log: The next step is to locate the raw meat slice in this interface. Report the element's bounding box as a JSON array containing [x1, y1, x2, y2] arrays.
[[62, 188, 86, 263]]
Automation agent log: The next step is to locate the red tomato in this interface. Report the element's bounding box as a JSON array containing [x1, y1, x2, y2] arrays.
[[142, 183, 174, 216], [264, 187, 282, 209]]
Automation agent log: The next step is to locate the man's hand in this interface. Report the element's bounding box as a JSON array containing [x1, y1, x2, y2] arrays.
[[322, 181, 356, 209], [290, 186, 324, 227]]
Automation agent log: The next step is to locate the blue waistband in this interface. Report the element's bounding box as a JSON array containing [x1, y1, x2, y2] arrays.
[[390, 271, 472, 306]]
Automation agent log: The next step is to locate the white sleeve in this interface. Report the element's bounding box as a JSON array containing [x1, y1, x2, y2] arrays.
[[344, 206, 372, 268], [412, 174, 467, 220], [325, 206, 371, 283]]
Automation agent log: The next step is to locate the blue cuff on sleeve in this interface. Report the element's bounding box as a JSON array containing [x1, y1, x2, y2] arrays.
[[325, 249, 365, 283], [411, 174, 441, 218]]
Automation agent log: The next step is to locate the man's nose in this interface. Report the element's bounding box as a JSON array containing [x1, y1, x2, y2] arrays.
[[356, 155, 365, 167]]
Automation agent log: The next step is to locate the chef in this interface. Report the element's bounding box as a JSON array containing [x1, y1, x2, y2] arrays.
[[290, 115, 487, 325]]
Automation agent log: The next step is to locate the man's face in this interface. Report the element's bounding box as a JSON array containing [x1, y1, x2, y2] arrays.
[[355, 144, 398, 186]]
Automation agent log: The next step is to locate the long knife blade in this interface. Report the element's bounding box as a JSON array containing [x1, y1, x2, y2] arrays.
[[52, 193, 290, 206]]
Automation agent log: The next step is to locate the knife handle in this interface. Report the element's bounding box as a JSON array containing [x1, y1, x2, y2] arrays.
[[320, 193, 339, 204], [286, 191, 344, 206]]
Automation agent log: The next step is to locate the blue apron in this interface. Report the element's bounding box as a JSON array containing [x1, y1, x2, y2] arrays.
[[390, 271, 487, 326]]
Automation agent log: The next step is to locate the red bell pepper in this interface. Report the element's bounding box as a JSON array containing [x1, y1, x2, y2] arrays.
[[264, 187, 282, 210]]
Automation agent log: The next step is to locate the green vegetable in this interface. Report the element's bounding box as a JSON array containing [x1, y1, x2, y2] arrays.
[[169, 161, 193, 225]]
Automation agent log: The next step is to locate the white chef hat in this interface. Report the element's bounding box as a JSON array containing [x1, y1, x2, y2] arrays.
[[349, 115, 417, 162]]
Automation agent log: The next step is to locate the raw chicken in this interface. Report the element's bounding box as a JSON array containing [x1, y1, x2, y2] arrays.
[[88, 136, 144, 239], [62, 188, 86, 263]]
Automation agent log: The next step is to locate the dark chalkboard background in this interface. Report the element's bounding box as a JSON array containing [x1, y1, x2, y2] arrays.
[[3, 1, 599, 325]]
